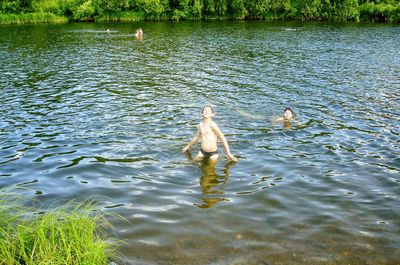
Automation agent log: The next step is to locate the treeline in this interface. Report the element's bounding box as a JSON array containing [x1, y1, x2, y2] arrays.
[[0, 0, 399, 23]]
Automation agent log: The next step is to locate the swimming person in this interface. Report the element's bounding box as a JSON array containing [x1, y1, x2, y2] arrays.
[[135, 28, 143, 39], [275, 108, 294, 121], [182, 105, 237, 162], [273, 107, 295, 129]]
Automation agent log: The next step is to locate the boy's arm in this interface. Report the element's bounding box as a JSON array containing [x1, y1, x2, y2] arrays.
[[272, 116, 283, 123], [211, 122, 237, 162], [182, 127, 200, 152]]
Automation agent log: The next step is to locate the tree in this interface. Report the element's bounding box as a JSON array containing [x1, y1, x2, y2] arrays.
[[229, 0, 248, 19], [138, 0, 166, 19]]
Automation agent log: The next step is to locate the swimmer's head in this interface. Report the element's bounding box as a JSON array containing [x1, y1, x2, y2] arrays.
[[201, 105, 215, 118], [135, 28, 143, 38], [283, 108, 294, 120]]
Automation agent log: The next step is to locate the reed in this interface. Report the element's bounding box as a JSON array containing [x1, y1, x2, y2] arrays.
[[0, 196, 118, 265], [0, 12, 68, 24], [96, 11, 146, 22]]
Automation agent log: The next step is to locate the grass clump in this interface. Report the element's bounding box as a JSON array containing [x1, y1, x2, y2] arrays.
[[96, 11, 146, 22], [0, 196, 118, 265], [0, 12, 68, 24]]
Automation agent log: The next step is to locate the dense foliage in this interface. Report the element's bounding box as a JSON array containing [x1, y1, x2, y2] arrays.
[[0, 0, 399, 23]]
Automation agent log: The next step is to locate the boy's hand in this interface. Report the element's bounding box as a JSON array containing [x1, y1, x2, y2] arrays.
[[182, 146, 189, 153], [228, 154, 238, 162]]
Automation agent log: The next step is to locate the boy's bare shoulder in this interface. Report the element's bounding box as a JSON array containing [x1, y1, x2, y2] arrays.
[[210, 121, 221, 131], [210, 120, 218, 126]]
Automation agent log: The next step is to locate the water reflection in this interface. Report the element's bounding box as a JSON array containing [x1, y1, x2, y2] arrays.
[[184, 151, 232, 209]]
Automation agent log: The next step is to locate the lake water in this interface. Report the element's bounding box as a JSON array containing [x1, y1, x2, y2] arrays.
[[1, 21, 399, 264]]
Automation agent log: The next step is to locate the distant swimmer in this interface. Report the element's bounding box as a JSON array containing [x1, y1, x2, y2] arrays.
[[135, 28, 143, 38], [274, 107, 295, 122], [273, 108, 295, 129], [284, 28, 300, 31]]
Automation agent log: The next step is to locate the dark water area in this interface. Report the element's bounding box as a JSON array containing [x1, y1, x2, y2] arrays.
[[1, 21, 399, 264]]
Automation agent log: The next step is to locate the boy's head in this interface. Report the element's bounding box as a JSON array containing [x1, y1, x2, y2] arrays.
[[201, 105, 215, 119], [283, 108, 294, 120]]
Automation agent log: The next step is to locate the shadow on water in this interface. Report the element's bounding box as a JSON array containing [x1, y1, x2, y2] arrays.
[[183, 150, 234, 209]]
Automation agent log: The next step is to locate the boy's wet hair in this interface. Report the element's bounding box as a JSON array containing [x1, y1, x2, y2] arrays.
[[284, 107, 294, 115], [202, 105, 214, 114]]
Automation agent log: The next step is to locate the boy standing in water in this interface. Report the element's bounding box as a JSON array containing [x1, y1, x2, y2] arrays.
[[182, 106, 237, 162]]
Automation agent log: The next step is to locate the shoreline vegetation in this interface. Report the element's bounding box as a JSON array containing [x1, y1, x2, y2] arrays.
[[0, 0, 399, 25], [0, 195, 118, 265]]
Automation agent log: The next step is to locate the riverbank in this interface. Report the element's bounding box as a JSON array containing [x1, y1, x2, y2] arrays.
[[0, 12, 67, 24], [0, 195, 118, 264], [0, 0, 399, 24]]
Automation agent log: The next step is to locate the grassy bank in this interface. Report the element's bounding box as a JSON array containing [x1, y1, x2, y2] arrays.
[[0, 196, 118, 265], [0, 12, 67, 24], [96, 11, 146, 22], [1, 0, 399, 24]]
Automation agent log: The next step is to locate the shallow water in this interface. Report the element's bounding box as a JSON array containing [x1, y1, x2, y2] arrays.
[[1, 21, 399, 264]]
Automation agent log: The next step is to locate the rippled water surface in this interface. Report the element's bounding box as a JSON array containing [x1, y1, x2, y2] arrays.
[[1, 21, 399, 264]]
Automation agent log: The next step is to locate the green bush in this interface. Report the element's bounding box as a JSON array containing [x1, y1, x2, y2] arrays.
[[191, 0, 203, 19], [359, 2, 400, 22], [229, 0, 248, 19], [0, 0, 399, 23], [96, 10, 145, 21], [172, 8, 185, 21], [138, 0, 166, 20], [0, 0, 21, 13], [71, 0, 96, 21]]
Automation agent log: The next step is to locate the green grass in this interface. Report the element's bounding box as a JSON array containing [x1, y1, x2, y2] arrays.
[[0, 196, 118, 265], [96, 11, 146, 22], [0, 12, 68, 24]]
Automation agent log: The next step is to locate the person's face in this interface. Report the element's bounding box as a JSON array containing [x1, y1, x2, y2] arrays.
[[202, 106, 214, 118], [284, 109, 293, 120]]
